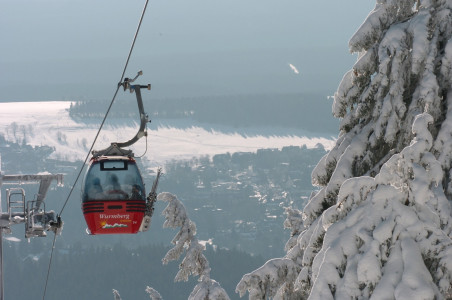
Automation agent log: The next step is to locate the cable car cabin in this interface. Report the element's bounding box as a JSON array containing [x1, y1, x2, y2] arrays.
[[82, 156, 146, 235]]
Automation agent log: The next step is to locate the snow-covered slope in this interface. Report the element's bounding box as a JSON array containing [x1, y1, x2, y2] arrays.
[[0, 101, 335, 168]]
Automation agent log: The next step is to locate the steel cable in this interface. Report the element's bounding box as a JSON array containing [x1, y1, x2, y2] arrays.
[[42, 0, 150, 298]]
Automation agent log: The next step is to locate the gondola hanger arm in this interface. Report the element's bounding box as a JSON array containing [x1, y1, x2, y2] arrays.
[[93, 70, 151, 158]]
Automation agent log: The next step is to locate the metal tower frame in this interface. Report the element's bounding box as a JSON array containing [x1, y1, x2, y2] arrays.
[[0, 155, 63, 300]]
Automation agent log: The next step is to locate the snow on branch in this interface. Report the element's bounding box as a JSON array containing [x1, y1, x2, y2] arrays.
[[283, 206, 304, 252], [158, 192, 209, 280], [349, 1, 417, 53], [189, 277, 231, 300], [112, 289, 121, 300], [113, 286, 163, 300], [236, 258, 300, 299], [113, 285, 163, 299], [145, 286, 163, 300], [157, 192, 231, 300]]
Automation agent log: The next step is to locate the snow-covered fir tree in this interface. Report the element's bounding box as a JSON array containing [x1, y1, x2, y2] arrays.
[[237, 1, 452, 299]]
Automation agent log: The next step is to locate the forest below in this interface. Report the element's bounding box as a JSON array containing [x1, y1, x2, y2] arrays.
[[4, 241, 264, 300], [0, 132, 326, 258]]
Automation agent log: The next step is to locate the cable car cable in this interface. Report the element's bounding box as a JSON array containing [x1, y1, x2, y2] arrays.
[[58, 0, 150, 218], [42, 234, 57, 300], [42, 0, 150, 298]]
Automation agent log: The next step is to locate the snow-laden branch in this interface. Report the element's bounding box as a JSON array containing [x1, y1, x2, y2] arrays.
[[145, 286, 163, 300], [349, 0, 417, 53], [114, 282, 163, 299], [189, 277, 231, 300], [236, 258, 300, 299], [112, 289, 121, 300], [283, 206, 304, 252], [157, 192, 230, 300]]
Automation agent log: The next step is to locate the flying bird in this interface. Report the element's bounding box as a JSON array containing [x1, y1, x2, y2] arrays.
[[288, 63, 300, 74]]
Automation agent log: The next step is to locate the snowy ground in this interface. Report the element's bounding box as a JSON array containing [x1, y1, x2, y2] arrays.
[[0, 101, 335, 168]]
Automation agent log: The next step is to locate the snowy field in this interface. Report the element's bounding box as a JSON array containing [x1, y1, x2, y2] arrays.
[[0, 101, 335, 168]]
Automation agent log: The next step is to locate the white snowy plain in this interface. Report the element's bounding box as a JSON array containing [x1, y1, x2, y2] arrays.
[[0, 101, 335, 169]]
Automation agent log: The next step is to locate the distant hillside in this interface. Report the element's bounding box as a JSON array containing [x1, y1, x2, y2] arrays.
[[69, 93, 339, 135]]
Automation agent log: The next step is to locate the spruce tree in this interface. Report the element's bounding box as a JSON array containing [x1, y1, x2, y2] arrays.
[[237, 1, 452, 298]]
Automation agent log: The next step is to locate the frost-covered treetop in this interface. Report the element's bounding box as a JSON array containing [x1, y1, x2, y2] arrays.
[[237, 1, 452, 299], [158, 192, 231, 300]]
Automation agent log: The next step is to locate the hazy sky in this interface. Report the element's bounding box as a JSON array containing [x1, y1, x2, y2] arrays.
[[0, 0, 374, 101]]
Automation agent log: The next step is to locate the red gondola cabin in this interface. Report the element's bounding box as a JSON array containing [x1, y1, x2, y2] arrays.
[[82, 156, 146, 234]]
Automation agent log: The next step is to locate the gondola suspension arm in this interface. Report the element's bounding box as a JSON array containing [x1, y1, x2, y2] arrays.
[[92, 70, 151, 158]]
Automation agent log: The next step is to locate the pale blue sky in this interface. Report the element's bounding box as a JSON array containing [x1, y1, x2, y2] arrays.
[[0, 0, 374, 101]]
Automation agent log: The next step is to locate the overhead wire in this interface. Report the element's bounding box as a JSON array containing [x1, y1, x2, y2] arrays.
[[58, 0, 150, 217], [42, 0, 151, 298], [42, 234, 57, 300]]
